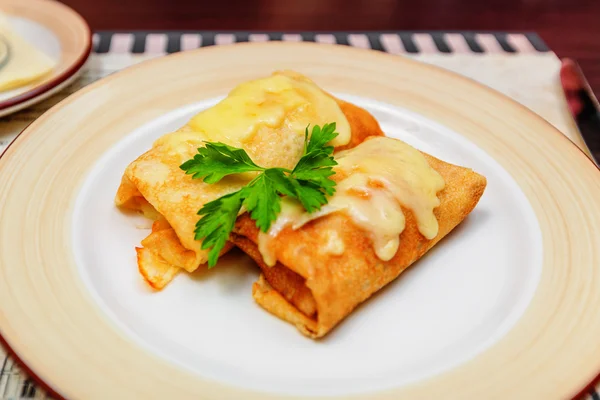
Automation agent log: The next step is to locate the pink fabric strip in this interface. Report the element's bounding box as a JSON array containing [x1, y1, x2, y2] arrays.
[[348, 34, 371, 49], [315, 34, 336, 44], [181, 34, 202, 51], [506, 34, 536, 53], [109, 33, 133, 53], [380, 34, 405, 54], [145, 34, 167, 54], [475, 33, 503, 53], [413, 33, 438, 53], [444, 33, 470, 54], [215, 34, 235, 45], [282, 34, 303, 42], [249, 33, 269, 42]]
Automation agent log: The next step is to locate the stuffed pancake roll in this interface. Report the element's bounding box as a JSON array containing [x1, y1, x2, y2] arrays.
[[115, 70, 384, 289], [231, 136, 487, 338]]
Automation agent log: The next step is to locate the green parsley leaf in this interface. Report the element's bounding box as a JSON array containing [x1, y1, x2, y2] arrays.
[[264, 168, 297, 198], [195, 190, 244, 267], [184, 123, 340, 267], [287, 178, 329, 213], [180, 142, 263, 184], [292, 152, 337, 190], [292, 147, 337, 175], [293, 167, 337, 196], [304, 122, 337, 155], [288, 122, 339, 203], [242, 171, 283, 233]]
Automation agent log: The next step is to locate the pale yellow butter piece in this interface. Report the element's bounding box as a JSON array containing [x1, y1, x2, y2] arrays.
[[0, 12, 56, 92]]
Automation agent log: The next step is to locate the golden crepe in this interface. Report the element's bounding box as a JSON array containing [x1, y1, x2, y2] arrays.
[[231, 136, 487, 338], [115, 70, 384, 289]]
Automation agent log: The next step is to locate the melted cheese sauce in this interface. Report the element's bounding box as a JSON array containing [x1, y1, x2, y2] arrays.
[[154, 71, 351, 169], [258, 137, 445, 265], [258, 197, 306, 266]]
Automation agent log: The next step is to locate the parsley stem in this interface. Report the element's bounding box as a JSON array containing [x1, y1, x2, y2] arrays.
[[183, 123, 339, 267]]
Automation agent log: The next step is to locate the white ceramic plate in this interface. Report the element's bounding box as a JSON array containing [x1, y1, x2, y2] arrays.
[[74, 95, 542, 396], [1, 43, 599, 399]]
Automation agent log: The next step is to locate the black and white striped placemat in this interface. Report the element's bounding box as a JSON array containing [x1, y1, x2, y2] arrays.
[[92, 31, 551, 55]]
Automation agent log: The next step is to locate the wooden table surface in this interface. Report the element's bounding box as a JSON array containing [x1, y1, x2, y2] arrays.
[[59, 0, 600, 95]]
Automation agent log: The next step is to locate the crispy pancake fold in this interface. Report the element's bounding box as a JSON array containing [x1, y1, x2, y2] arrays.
[[115, 71, 384, 288], [231, 140, 487, 338]]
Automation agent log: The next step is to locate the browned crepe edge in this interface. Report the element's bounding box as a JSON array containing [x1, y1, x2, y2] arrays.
[[114, 97, 385, 286], [233, 150, 487, 338]]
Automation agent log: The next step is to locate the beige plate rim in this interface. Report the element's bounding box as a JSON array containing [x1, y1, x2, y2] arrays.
[[1, 42, 600, 399], [0, 0, 92, 115]]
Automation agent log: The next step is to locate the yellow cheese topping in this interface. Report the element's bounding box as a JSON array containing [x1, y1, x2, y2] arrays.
[[258, 137, 446, 265], [154, 71, 351, 169], [0, 13, 56, 92], [129, 70, 352, 259]]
